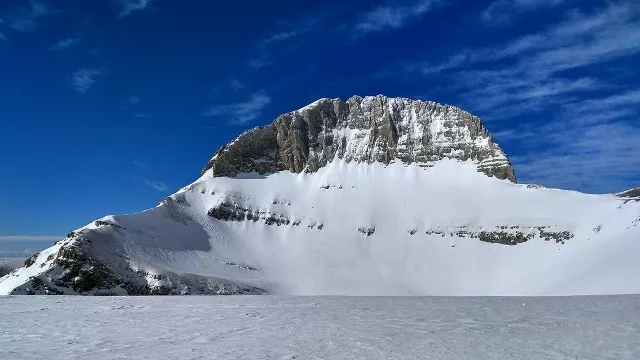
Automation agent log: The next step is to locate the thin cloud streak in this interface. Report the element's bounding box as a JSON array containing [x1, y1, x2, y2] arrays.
[[0, 236, 62, 242], [144, 179, 168, 192], [3, 1, 53, 33], [392, 2, 640, 192], [481, 0, 567, 24], [203, 93, 271, 125], [119, 0, 154, 18], [354, 0, 443, 36], [51, 37, 79, 51]]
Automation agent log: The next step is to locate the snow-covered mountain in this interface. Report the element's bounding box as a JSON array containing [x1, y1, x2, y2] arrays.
[[2, 95, 639, 296], [0, 258, 25, 278]]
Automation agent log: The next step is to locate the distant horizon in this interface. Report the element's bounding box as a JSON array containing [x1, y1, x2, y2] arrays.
[[0, 239, 58, 258]]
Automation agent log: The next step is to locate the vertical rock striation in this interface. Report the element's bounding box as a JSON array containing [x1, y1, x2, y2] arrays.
[[203, 95, 516, 182]]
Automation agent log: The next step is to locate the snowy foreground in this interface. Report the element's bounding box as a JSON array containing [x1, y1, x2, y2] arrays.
[[2, 295, 640, 360]]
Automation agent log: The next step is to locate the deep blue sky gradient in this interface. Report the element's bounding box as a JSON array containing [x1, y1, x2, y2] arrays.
[[1, 0, 639, 243]]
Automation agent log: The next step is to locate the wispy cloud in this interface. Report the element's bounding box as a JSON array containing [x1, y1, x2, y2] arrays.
[[132, 160, 147, 168], [510, 121, 640, 193], [247, 54, 272, 70], [71, 68, 102, 93], [482, 0, 567, 24], [134, 113, 148, 118], [401, 2, 640, 120], [0, 235, 61, 242], [2, 1, 53, 33], [203, 93, 271, 125], [354, 0, 443, 36], [119, 0, 154, 18], [128, 95, 139, 104], [393, 2, 640, 191], [247, 15, 322, 70], [259, 30, 299, 47], [51, 37, 79, 51], [144, 179, 167, 192], [229, 79, 245, 92]]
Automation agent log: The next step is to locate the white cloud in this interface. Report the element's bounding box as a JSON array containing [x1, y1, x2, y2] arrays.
[[71, 68, 102, 93], [247, 18, 319, 71], [564, 90, 640, 118], [144, 179, 168, 192], [412, 54, 468, 75], [132, 160, 146, 168], [510, 121, 640, 193], [402, 3, 640, 121], [3, 1, 53, 32], [260, 30, 298, 46], [51, 37, 79, 51], [0, 236, 61, 242], [482, 0, 567, 23], [203, 93, 271, 125], [421, 3, 640, 73], [354, 0, 443, 36], [247, 54, 272, 70], [395, 2, 640, 192], [119, 0, 154, 18], [134, 113, 148, 118], [129, 95, 139, 104], [229, 79, 245, 92]]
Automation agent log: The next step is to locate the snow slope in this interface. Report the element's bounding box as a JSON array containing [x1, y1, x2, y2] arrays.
[[2, 159, 639, 295], [2, 295, 639, 360]]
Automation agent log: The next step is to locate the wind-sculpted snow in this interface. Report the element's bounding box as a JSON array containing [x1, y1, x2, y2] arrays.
[[2, 296, 640, 359], [203, 95, 516, 182], [2, 160, 639, 296]]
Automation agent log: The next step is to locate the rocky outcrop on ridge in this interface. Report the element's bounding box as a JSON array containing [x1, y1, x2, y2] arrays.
[[203, 95, 516, 182]]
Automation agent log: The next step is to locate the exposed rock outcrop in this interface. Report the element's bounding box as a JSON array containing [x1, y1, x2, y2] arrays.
[[203, 95, 516, 182], [617, 187, 640, 200]]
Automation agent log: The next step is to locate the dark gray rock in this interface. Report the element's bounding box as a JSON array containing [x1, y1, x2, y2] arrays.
[[617, 187, 640, 199], [202, 95, 516, 182]]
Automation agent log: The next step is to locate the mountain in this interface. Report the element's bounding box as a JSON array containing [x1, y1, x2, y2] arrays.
[[1, 95, 639, 296], [0, 258, 25, 278]]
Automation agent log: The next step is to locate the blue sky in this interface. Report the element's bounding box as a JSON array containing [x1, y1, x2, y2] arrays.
[[0, 0, 639, 252]]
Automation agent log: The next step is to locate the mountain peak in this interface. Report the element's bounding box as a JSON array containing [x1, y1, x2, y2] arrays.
[[203, 95, 516, 182]]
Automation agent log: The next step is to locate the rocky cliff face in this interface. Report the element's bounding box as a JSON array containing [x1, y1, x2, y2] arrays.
[[203, 95, 516, 182]]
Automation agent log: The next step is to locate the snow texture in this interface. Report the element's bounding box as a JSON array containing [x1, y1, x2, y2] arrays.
[[2, 159, 639, 296], [1, 295, 639, 360]]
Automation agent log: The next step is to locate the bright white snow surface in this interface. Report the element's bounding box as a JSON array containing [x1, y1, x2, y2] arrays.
[[2, 159, 639, 295], [2, 295, 640, 360]]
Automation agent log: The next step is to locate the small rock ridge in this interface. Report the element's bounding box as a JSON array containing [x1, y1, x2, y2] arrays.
[[202, 95, 516, 182]]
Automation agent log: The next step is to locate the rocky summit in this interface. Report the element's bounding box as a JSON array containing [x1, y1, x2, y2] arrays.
[[203, 95, 516, 182], [2, 95, 639, 296]]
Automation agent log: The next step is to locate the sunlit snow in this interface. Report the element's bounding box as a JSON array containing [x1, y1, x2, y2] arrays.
[[3, 160, 638, 295], [1, 295, 639, 360]]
